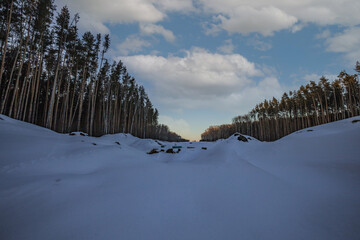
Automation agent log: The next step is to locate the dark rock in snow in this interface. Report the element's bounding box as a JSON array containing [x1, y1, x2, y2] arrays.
[[69, 132, 88, 136], [237, 135, 248, 142], [202, 147, 207, 150], [166, 148, 175, 154], [147, 149, 159, 154], [352, 119, 360, 123]]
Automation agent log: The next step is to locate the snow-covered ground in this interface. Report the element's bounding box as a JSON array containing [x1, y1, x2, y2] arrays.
[[1, 114, 360, 240]]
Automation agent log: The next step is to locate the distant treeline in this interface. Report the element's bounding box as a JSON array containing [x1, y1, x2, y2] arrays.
[[201, 64, 360, 141], [0, 1, 186, 142]]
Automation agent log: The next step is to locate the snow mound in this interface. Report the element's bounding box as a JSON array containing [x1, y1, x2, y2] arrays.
[[1, 114, 360, 240]]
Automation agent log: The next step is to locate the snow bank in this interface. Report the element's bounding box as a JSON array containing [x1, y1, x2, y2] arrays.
[[1, 114, 359, 240]]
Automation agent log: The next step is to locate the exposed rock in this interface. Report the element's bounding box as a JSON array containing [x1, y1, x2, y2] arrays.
[[237, 135, 248, 142], [166, 148, 175, 154], [147, 149, 159, 154]]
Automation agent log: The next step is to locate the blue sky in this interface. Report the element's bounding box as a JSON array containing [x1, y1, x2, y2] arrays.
[[56, 0, 360, 140]]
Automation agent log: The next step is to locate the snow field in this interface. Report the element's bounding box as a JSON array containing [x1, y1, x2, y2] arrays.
[[1, 114, 360, 240]]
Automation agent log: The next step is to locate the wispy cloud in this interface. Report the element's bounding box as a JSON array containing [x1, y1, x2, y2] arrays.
[[117, 36, 151, 56], [140, 23, 176, 42], [217, 39, 235, 54], [325, 27, 360, 63]]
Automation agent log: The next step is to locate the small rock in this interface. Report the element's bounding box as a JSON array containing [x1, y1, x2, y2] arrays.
[[147, 149, 159, 154], [237, 135, 248, 142], [166, 148, 175, 154]]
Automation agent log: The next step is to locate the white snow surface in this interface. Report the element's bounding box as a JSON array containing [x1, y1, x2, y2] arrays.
[[1, 114, 360, 240]]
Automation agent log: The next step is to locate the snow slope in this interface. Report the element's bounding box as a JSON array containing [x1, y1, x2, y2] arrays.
[[1, 114, 360, 240]]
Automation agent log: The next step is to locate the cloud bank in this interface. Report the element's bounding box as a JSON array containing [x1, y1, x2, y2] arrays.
[[119, 48, 285, 115]]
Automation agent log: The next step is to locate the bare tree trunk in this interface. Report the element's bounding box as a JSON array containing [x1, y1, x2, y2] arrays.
[[324, 91, 329, 123], [130, 100, 139, 134], [317, 93, 325, 125], [46, 50, 63, 129], [77, 64, 87, 131], [0, 0, 13, 88], [53, 56, 67, 130], [31, 55, 42, 123], [67, 67, 78, 131], [8, 44, 26, 118], [17, 41, 36, 120], [0, 41, 21, 114], [311, 95, 319, 125]]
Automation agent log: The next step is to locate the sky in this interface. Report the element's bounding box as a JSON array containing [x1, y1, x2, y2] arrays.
[[55, 0, 360, 141]]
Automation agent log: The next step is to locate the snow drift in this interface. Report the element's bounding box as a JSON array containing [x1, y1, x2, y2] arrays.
[[0, 114, 360, 240]]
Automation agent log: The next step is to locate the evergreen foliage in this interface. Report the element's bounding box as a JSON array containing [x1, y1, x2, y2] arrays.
[[202, 67, 360, 141], [0, 1, 185, 141]]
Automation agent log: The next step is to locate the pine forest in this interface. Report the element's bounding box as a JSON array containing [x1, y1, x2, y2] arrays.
[[201, 67, 360, 141], [0, 0, 186, 142]]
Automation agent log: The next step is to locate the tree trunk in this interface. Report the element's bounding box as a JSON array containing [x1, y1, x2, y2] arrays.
[[0, 0, 14, 88]]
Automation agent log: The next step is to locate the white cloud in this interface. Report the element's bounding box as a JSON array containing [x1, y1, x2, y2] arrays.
[[198, 0, 360, 36], [56, 0, 194, 34], [202, 21, 222, 36], [217, 39, 235, 54], [217, 6, 297, 36], [117, 36, 151, 55], [315, 29, 331, 39], [58, 0, 164, 25], [140, 23, 176, 42], [153, 0, 194, 12], [76, 13, 111, 34], [119, 48, 285, 115], [248, 38, 272, 51], [291, 23, 307, 33], [325, 27, 360, 63], [56, 0, 360, 38]]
